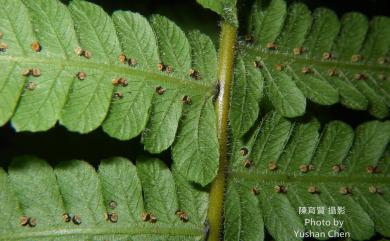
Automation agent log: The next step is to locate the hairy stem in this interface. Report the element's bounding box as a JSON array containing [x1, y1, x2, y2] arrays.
[[207, 22, 237, 241]]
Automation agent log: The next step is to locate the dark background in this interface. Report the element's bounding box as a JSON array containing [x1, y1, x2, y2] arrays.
[[1, 0, 389, 164]]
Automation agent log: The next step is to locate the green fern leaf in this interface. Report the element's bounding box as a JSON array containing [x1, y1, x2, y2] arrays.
[[243, 0, 390, 118], [187, 30, 218, 85], [0, 0, 219, 185], [225, 181, 264, 241], [230, 56, 263, 137], [0, 156, 208, 240], [172, 95, 219, 186], [226, 111, 390, 241]]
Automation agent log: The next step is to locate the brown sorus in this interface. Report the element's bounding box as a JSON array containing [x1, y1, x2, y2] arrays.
[[275, 64, 283, 71], [141, 212, 150, 222], [308, 185, 318, 194], [322, 52, 332, 60], [368, 186, 382, 194], [302, 67, 311, 74], [108, 200, 117, 209], [20, 216, 30, 226], [367, 165, 379, 174], [182, 95, 191, 105], [328, 68, 337, 77], [128, 58, 137, 67], [157, 63, 166, 71], [72, 215, 82, 225], [109, 212, 118, 223], [63, 213, 71, 222], [76, 72, 86, 80], [114, 92, 123, 99], [118, 54, 127, 64], [266, 42, 277, 50], [29, 218, 37, 227], [354, 73, 366, 80], [112, 78, 120, 86], [31, 68, 41, 77], [27, 82, 37, 91], [253, 60, 262, 69], [74, 47, 83, 56], [74, 47, 92, 58], [243, 159, 253, 168], [189, 68, 200, 80], [149, 214, 157, 223], [31, 41, 41, 52], [368, 186, 378, 193], [251, 187, 259, 195], [268, 161, 278, 171], [274, 185, 287, 193], [83, 50, 92, 59], [351, 54, 361, 62], [332, 164, 345, 173], [166, 65, 174, 74], [175, 210, 189, 222], [155, 86, 166, 95], [339, 186, 352, 195], [119, 78, 128, 87], [239, 147, 249, 156], [0, 42, 8, 51], [293, 47, 303, 55], [22, 69, 32, 76], [299, 164, 309, 173]]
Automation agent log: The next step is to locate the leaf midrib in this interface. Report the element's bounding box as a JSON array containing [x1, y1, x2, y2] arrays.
[[0, 224, 204, 240], [230, 171, 390, 184], [0, 55, 214, 95], [243, 45, 390, 73]]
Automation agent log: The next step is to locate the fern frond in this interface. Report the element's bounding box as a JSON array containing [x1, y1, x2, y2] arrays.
[[225, 111, 390, 241], [242, 0, 390, 118], [0, 156, 208, 240], [0, 0, 219, 185]]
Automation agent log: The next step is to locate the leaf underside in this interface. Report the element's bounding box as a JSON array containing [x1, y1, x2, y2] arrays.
[[0, 156, 209, 241], [0, 0, 219, 185], [242, 0, 390, 119], [225, 111, 390, 241]]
